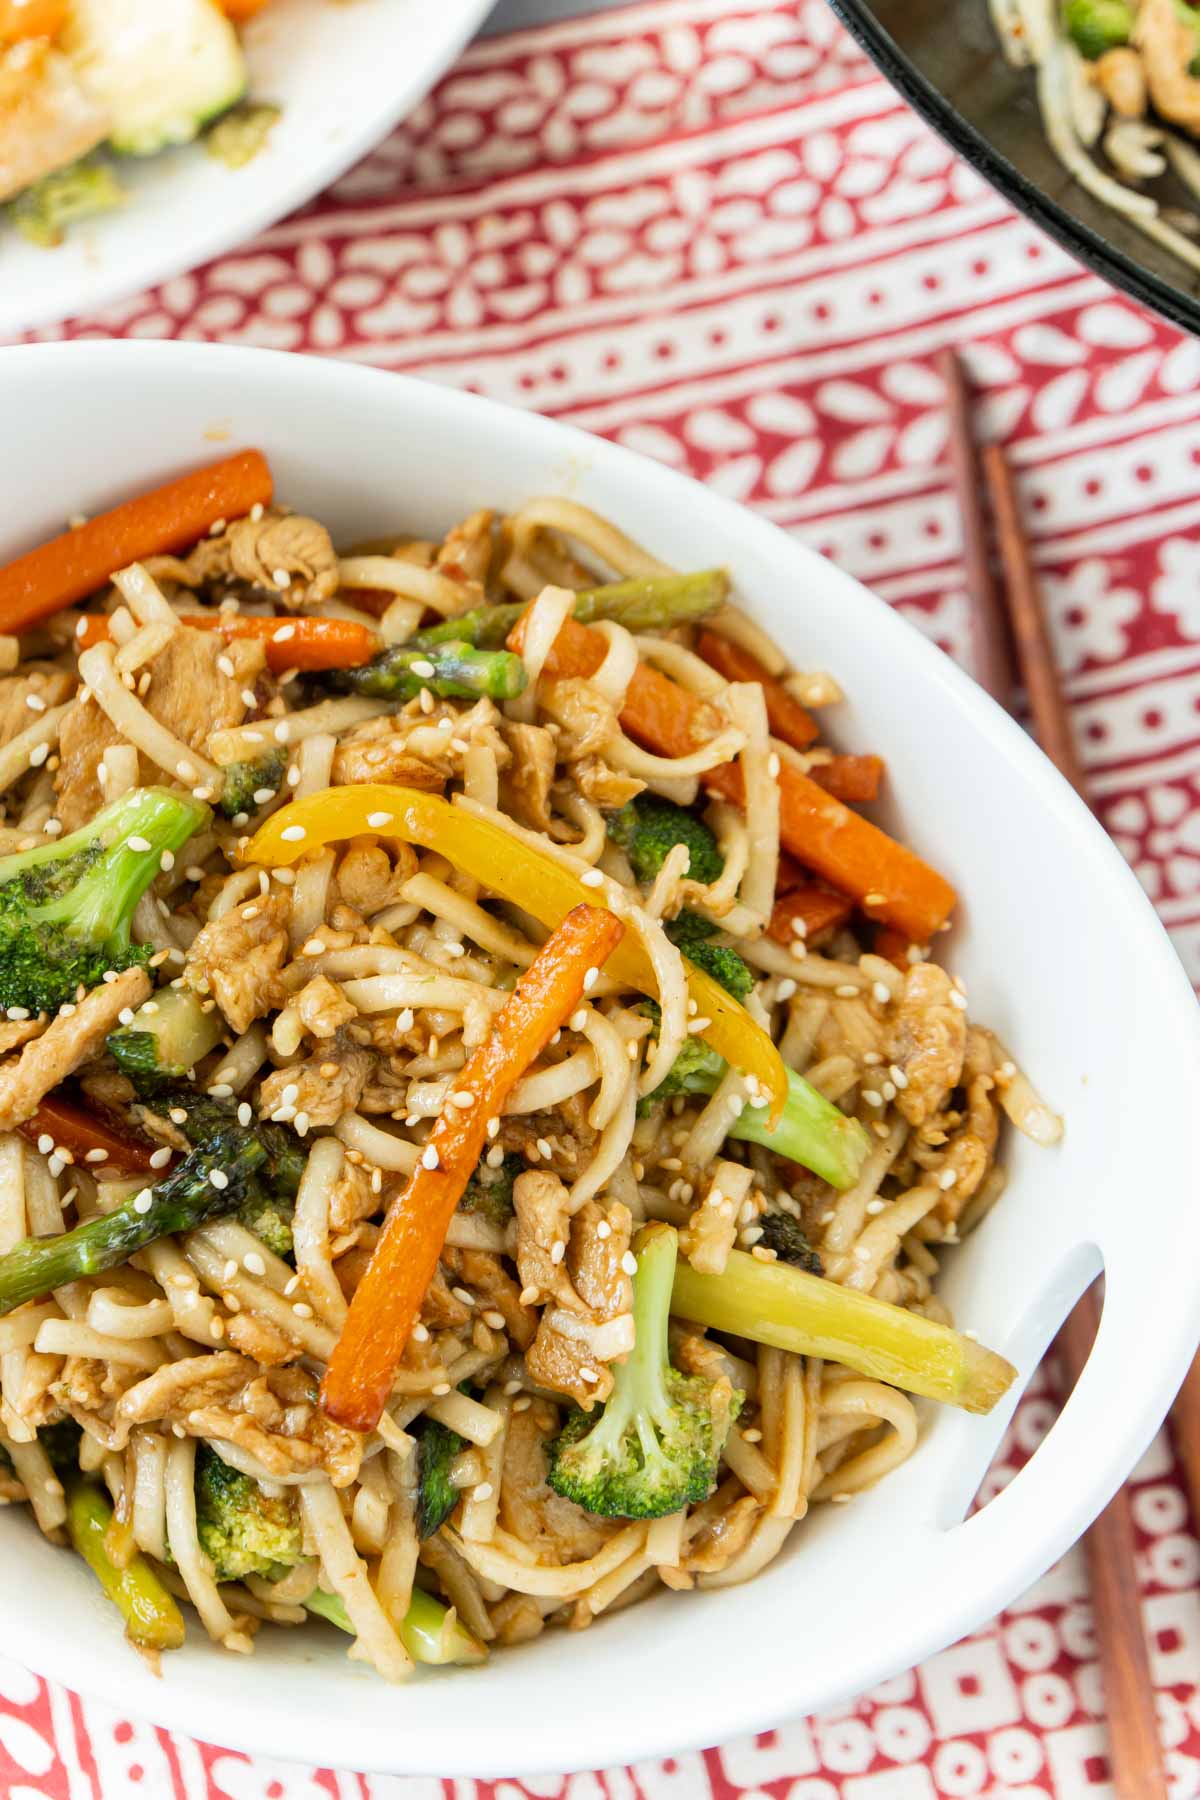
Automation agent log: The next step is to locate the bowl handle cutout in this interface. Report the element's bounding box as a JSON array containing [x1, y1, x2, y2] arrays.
[[927, 1227, 1186, 1584], [933, 1238, 1102, 1533]]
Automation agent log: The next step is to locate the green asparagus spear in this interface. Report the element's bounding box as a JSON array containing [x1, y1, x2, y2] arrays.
[[66, 1479, 186, 1651], [412, 568, 729, 651], [670, 1243, 1016, 1414], [305, 1583, 487, 1665], [0, 1129, 267, 1317], [328, 641, 527, 702]]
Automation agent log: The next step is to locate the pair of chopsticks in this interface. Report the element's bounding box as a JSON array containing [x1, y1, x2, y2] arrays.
[[938, 348, 1177, 1798]]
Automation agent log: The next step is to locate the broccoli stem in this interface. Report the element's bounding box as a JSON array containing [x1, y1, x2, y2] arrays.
[[413, 569, 728, 650], [65, 1478, 185, 1651], [305, 1584, 487, 1665], [329, 642, 526, 702], [730, 1069, 870, 1190], [670, 1246, 1016, 1414], [0, 1134, 267, 1316]]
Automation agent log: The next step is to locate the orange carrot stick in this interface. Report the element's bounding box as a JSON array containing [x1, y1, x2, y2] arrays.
[[0, 0, 66, 39], [810, 754, 884, 805], [0, 452, 274, 638], [509, 612, 956, 942], [874, 927, 920, 971], [75, 611, 379, 675], [696, 629, 820, 749], [768, 884, 854, 948], [18, 1094, 162, 1176], [321, 903, 625, 1433]]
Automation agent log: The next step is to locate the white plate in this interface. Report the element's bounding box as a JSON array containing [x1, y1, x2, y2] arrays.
[[1, 340, 1199, 1776], [0, 0, 493, 337]]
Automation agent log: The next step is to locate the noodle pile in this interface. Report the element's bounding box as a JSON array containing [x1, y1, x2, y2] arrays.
[[0, 488, 1059, 1675]]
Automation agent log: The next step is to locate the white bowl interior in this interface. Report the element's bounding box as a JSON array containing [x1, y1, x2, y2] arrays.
[[2, 342, 1199, 1776], [0, 0, 493, 336]]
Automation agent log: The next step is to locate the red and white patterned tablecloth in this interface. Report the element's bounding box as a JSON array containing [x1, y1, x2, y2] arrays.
[[8, 1, 1200, 1793]]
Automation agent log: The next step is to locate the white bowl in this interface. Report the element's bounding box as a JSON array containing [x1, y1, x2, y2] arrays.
[[0, 0, 493, 337], [2, 340, 1199, 1776]]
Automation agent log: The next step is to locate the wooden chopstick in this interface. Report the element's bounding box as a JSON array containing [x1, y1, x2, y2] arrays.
[[940, 357, 1170, 1799], [936, 352, 1017, 706]]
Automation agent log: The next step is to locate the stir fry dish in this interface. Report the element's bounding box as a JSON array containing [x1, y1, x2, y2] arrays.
[[990, 0, 1200, 271], [0, 452, 1061, 1677], [1, 0, 280, 247]]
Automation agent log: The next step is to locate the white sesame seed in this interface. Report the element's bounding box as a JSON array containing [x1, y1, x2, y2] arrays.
[[28, 742, 49, 768], [36, 1133, 54, 1155], [25, 693, 46, 713], [292, 1301, 313, 1319], [365, 811, 394, 829], [938, 1168, 958, 1190], [283, 1274, 300, 1296], [775, 978, 797, 1001], [889, 1065, 908, 1088], [580, 869, 604, 888], [482, 1311, 505, 1331], [280, 824, 306, 842], [437, 715, 454, 733], [865, 1198, 886, 1215], [485, 1145, 505, 1169], [272, 570, 292, 590], [6, 1008, 29, 1023], [452, 1090, 474, 1108], [596, 1220, 611, 1240], [582, 966, 598, 992], [549, 1240, 565, 1265], [873, 982, 891, 1006], [486, 1116, 500, 1139], [950, 990, 968, 1010], [621, 1251, 638, 1275], [274, 721, 291, 744], [421, 1144, 440, 1170], [244, 1251, 266, 1277], [209, 1169, 230, 1190], [569, 1009, 588, 1032], [431, 1381, 452, 1397], [252, 788, 275, 806], [768, 752, 780, 778], [863, 1087, 883, 1107], [149, 1146, 172, 1169], [536, 1137, 553, 1161], [250, 502, 264, 522], [133, 1189, 154, 1214], [236, 1102, 252, 1127], [126, 835, 151, 853], [473, 1481, 494, 1502], [302, 938, 325, 957], [294, 1112, 310, 1136], [397, 1008, 415, 1032], [411, 659, 436, 679], [419, 688, 434, 713]]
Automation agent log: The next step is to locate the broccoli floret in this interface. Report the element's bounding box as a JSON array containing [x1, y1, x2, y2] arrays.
[[8, 158, 124, 248], [205, 100, 282, 169], [135, 1086, 302, 1256], [1062, 0, 1134, 58], [637, 1002, 869, 1190], [459, 1151, 521, 1226], [416, 1418, 464, 1539], [38, 1419, 83, 1472], [606, 794, 724, 887], [217, 748, 286, 821], [757, 1212, 823, 1276], [0, 787, 208, 1014], [548, 1223, 740, 1519], [192, 1445, 303, 1581], [108, 987, 225, 1085], [663, 911, 753, 1000]]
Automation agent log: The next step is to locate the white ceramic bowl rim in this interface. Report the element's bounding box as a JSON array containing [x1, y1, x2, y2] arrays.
[[2, 341, 1199, 1777]]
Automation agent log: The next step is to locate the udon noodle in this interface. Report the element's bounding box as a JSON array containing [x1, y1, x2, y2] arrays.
[[0, 468, 1059, 1675]]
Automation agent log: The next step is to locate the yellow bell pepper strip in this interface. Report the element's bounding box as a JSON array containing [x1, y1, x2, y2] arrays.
[[243, 783, 788, 1121], [671, 1243, 1016, 1414]]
